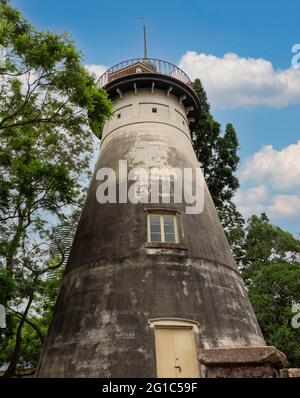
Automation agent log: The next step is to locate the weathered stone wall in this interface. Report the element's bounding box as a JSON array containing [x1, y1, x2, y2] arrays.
[[280, 368, 300, 378], [198, 347, 288, 378]]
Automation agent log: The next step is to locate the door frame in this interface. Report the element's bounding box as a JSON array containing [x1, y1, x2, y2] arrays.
[[149, 318, 200, 378]]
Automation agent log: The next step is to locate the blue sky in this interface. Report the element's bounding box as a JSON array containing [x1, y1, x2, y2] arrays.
[[12, 0, 300, 234]]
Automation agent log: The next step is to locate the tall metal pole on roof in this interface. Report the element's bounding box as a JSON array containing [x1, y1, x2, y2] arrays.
[[139, 17, 148, 58]]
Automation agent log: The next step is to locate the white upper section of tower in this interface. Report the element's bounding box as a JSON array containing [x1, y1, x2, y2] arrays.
[[102, 88, 192, 145]]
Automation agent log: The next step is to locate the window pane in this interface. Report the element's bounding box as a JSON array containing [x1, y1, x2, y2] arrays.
[[148, 213, 179, 244], [150, 224, 161, 233], [164, 233, 176, 243], [164, 224, 174, 234], [151, 233, 161, 242], [150, 215, 160, 224], [164, 215, 174, 225]]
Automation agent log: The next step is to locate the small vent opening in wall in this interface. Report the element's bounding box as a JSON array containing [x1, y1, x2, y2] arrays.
[[152, 108, 157, 113]]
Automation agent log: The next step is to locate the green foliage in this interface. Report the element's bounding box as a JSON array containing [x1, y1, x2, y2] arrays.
[[192, 79, 240, 209], [192, 79, 244, 261], [243, 214, 300, 367], [243, 213, 300, 280], [0, 268, 15, 304], [219, 201, 245, 266], [248, 262, 300, 367], [0, 265, 65, 373], [0, 1, 111, 274], [0, 215, 77, 374], [192, 80, 300, 367], [16, 323, 42, 371], [0, 2, 111, 376], [0, 3, 112, 137]]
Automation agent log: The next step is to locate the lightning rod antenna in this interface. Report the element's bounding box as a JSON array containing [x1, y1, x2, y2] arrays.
[[139, 17, 148, 58]]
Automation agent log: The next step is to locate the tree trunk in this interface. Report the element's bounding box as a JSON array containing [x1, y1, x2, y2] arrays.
[[7, 306, 44, 343], [2, 294, 33, 378]]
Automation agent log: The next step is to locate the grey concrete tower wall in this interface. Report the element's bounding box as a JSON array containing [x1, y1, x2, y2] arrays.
[[36, 79, 265, 377]]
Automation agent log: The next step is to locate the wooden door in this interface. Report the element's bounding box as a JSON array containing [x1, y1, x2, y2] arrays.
[[155, 326, 199, 378]]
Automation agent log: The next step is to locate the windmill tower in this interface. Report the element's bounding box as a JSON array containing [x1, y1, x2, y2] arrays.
[[36, 50, 287, 377]]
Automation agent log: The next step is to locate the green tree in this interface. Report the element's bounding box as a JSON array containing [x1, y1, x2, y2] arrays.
[[193, 78, 300, 366], [192, 79, 240, 209], [220, 201, 246, 267], [0, 3, 111, 377], [0, 213, 79, 377], [242, 213, 300, 281], [192, 79, 244, 261], [242, 214, 300, 367]]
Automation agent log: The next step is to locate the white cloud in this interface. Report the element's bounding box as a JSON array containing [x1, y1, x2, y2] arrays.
[[235, 142, 300, 225], [178, 51, 300, 108], [239, 141, 300, 191], [235, 185, 270, 217], [236, 185, 269, 204], [236, 190, 300, 220], [85, 64, 107, 80], [269, 195, 300, 217]]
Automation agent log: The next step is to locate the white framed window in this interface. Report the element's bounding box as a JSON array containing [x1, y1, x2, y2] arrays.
[[147, 213, 180, 243]]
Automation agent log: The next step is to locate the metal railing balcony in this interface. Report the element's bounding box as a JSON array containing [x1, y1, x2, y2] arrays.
[[98, 58, 193, 88]]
